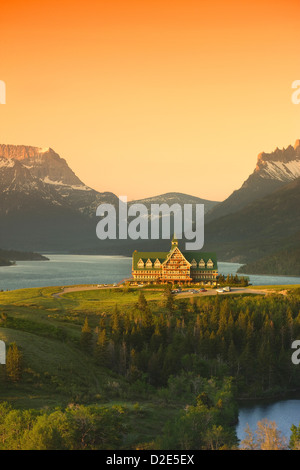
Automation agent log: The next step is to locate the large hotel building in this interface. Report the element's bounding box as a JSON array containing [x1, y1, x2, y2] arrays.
[[132, 236, 218, 285]]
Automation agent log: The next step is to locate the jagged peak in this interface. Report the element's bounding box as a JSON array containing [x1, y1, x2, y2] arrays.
[[0, 144, 59, 161], [252, 140, 300, 182], [0, 143, 86, 187], [255, 140, 300, 167]]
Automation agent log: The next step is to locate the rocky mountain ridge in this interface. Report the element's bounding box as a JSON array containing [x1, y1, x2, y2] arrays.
[[205, 139, 300, 223]]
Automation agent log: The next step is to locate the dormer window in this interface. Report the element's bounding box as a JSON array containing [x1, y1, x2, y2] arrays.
[[199, 259, 205, 268], [207, 259, 214, 268], [191, 259, 197, 268], [137, 259, 145, 268], [154, 258, 161, 268], [146, 259, 153, 268]]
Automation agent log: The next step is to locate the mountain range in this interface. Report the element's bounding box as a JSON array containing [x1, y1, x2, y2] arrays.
[[0, 140, 299, 274]]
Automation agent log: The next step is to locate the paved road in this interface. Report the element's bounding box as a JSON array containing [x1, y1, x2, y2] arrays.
[[52, 285, 115, 298], [52, 285, 273, 299], [175, 287, 270, 298]]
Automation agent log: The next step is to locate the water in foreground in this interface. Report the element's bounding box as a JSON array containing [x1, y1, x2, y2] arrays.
[[236, 398, 300, 445], [0, 255, 300, 290]]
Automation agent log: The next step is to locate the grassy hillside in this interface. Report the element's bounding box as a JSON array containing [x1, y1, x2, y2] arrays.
[[204, 177, 300, 263], [0, 286, 164, 403], [238, 245, 300, 276]]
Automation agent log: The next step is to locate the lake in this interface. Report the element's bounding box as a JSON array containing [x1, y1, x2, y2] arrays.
[[236, 398, 300, 446], [0, 256, 300, 291]]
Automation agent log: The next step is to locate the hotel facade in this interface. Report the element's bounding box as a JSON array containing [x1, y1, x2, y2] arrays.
[[132, 237, 218, 285]]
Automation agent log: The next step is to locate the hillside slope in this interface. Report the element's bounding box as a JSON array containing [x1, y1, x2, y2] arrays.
[[237, 231, 300, 276], [203, 177, 300, 263], [206, 140, 300, 223]]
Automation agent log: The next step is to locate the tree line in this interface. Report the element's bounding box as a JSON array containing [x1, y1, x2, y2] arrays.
[[80, 288, 300, 397]]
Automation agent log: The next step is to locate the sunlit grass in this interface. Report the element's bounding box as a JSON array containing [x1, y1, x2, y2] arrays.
[[248, 284, 300, 292]]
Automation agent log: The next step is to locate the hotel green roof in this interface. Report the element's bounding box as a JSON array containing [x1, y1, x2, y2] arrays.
[[183, 251, 218, 268], [132, 251, 169, 270], [132, 248, 218, 270]]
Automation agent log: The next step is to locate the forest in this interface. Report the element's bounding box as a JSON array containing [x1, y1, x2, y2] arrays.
[[87, 288, 300, 396]]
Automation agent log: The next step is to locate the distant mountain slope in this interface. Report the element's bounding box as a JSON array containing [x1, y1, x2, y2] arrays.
[[0, 248, 48, 261], [0, 248, 48, 266], [0, 144, 85, 186], [131, 192, 219, 214], [0, 144, 119, 251], [203, 177, 300, 263], [0, 145, 118, 218], [206, 140, 300, 223], [237, 231, 300, 276], [0, 258, 13, 267]]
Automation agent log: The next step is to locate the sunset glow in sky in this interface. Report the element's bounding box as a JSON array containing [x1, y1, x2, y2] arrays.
[[1, 0, 299, 200]]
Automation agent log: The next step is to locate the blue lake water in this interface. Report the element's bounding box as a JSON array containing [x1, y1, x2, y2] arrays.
[[0, 256, 299, 291], [236, 399, 300, 446]]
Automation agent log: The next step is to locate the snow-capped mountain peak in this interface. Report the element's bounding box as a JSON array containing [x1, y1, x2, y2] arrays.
[[255, 140, 300, 182], [0, 143, 89, 189], [0, 143, 119, 222]]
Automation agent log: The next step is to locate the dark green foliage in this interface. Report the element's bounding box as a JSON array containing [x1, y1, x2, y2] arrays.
[[95, 329, 109, 367], [238, 246, 300, 276], [0, 249, 48, 267], [0, 258, 14, 267], [0, 402, 127, 450], [163, 285, 175, 313], [135, 291, 148, 311], [204, 177, 300, 265], [6, 343, 23, 382], [290, 423, 300, 449], [92, 292, 300, 397], [156, 378, 238, 450], [217, 273, 249, 286], [80, 317, 93, 353]]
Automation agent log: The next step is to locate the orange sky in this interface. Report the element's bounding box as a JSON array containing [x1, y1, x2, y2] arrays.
[[0, 0, 299, 201]]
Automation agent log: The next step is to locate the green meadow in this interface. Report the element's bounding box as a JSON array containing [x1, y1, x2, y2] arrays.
[[0, 286, 162, 399]]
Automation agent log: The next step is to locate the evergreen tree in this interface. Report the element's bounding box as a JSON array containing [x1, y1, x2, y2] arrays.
[[95, 329, 108, 366], [136, 291, 148, 311], [163, 285, 175, 314], [290, 423, 300, 449], [111, 305, 123, 343], [80, 317, 93, 353], [6, 343, 23, 382]]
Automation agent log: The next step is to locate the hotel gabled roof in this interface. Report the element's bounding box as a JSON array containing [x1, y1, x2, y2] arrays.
[[132, 247, 218, 270]]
